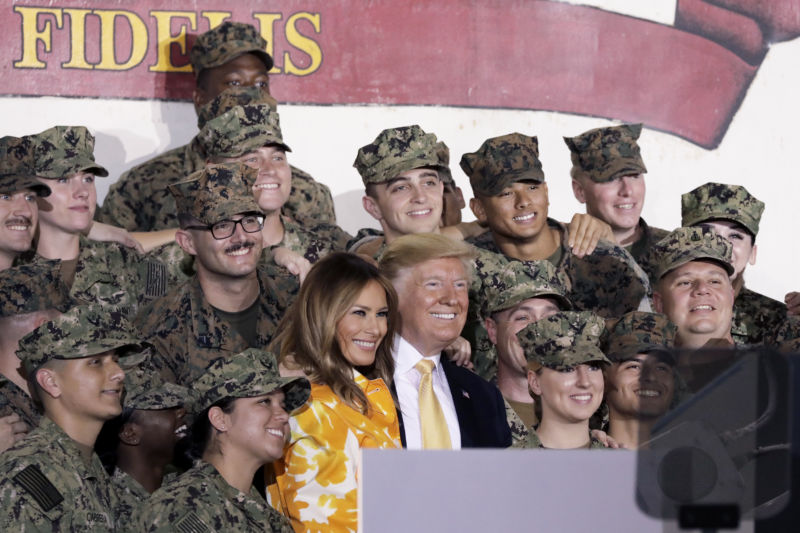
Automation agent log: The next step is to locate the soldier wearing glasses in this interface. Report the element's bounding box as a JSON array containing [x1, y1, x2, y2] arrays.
[[136, 162, 292, 386]]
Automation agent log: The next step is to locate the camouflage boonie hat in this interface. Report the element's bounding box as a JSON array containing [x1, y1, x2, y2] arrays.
[[353, 125, 450, 186], [190, 22, 274, 76], [123, 367, 187, 410], [0, 260, 76, 317], [0, 136, 50, 197], [16, 305, 144, 375], [196, 85, 278, 129], [27, 126, 108, 179], [653, 226, 734, 281], [191, 348, 310, 414], [198, 103, 290, 159], [460, 133, 545, 196], [518, 311, 610, 370], [603, 312, 677, 362], [483, 260, 571, 318], [681, 182, 764, 238], [169, 162, 263, 225], [564, 123, 647, 183]]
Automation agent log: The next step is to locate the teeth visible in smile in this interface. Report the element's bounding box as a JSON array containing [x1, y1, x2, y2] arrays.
[[174, 424, 187, 435], [513, 213, 535, 222], [353, 340, 376, 349], [637, 390, 660, 397], [255, 183, 279, 190], [431, 313, 455, 319], [228, 248, 250, 256], [267, 428, 283, 438], [407, 209, 431, 216], [571, 394, 592, 401], [692, 305, 713, 311], [615, 203, 634, 209], [6, 225, 29, 231]]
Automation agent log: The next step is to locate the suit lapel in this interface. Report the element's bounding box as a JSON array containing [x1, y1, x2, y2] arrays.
[[440, 358, 474, 447]]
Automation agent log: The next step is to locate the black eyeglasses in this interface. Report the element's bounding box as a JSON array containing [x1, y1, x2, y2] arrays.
[[186, 214, 264, 240]]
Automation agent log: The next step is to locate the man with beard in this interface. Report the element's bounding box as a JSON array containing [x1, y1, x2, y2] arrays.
[[136, 162, 291, 385]]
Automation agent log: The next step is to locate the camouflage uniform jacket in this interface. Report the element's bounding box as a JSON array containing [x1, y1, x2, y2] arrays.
[[137, 460, 293, 533], [522, 429, 606, 450], [265, 217, 351, 264], [626, 218, 669, 287], [97, 137, 336, 231], [504, 398, 532, 449], [0, 417, 117, 531], [135, 268, 292, 385], [0, 374, 40, 430], [28, 236, 167, 319], [110, 468, 148, 533], [731, 287, 788, 346]]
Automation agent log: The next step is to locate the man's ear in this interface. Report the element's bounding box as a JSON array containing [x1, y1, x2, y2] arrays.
[[652, 291, 663, 313], [362, 195, 384, 222], [571, 179, 587, 204], [118, 422, 141, 446], [175, 229, 198, 256], [527, 369, 542, 396], [748, 243, 758, 267], [192, 87, 207, 113], [36, 368, 61, 399], [485, 317, 499, 345], [469, 197, 488, 225], [453, 186, 466, 210]]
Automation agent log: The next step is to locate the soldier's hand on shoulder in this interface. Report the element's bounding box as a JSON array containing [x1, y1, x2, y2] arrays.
[[566, 213, 615, 258], [785, 291, 800, 316], [444, 336, 473, 370], [0, 414, 29, 453], [272, 247, 312, 284]]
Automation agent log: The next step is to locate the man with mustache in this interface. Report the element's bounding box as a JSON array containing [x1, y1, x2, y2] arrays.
[[136, 162, 291, 385]]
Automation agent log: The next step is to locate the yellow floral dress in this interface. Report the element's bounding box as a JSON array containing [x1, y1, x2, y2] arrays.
[[268, 371, 400, 532]]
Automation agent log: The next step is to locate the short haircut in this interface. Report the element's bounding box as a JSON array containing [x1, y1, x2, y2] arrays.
[[379, 233, 476, 284]]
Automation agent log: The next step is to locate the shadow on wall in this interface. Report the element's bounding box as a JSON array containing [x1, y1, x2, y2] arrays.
[[334, 189, 379, 237]]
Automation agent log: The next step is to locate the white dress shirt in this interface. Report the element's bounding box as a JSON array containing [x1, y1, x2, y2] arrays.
[[392, 335, 461, 449]]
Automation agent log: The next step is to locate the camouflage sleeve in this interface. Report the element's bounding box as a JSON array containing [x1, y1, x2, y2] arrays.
[[283, 166, 336, 226], [0, 478, 54, 532], [134, 299, 184, 384], [504, 399, 532, 449], [96, 171, 140, 230]]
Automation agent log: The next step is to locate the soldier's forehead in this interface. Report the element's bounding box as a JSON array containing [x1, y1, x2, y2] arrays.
[[667, 259, 730, 278]]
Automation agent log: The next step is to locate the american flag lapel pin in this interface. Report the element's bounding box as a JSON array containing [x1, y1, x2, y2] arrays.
[[462, 390, 470, 399]]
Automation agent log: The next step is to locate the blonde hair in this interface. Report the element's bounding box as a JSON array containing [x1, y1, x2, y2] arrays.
[[379, 233, 476, 283], [271, 253, 398, 414]]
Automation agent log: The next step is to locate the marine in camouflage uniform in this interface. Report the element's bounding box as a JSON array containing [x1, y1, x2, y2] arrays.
[[135, 163, 295, 385], [0, 305, 144, 531], [137, 349, 308, 533], [97, 22, 335, 231], [21, 126, 168, 318], [564, 123, 668, 285], [517, 311, 611, 450], [0, 261, 76, 431], [681, 182, 787, 346]]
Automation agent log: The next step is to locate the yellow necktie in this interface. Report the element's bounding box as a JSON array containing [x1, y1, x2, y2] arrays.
[[415, 359, 452, 449]]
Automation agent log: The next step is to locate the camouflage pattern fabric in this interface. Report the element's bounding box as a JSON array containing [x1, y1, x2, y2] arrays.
[[563, 123, 647, 183], [481, 259, 571, 319], [0, 375, 40, 430], [0, 259, 75, 317], [25, 235, 169, 319], [353, 125, 450, 186], [517, 311, 610, 370], [137, 460, 293, 532], [0, 417, 117, 531], [460, 133, 545, 196], [189, 21, 274, 76], [602, 311, 677, 361], [265, 217, 351, 264], [122, 367, 187, 411], [135, 268, 295, 385], [146, 241, 193, 288], [626, 218, 669, 287], [169, 162, 263, 225], [191, 348, 310, 414], [16, 304, 143, 375], [504, 398, 532, 449], [198, 104, 290, 158], [731, 287, 788, 346], [196, 86, 277, 130], [110, 468, 149, 533], [97, 137, 336, 231], [681, 182, 764, 237], [0, 135, 50, 196], [522, 429, 606, 449], [26, 126, 108, 178], [652, 226, 734, 281]]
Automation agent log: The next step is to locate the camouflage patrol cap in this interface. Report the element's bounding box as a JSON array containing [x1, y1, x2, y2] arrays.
[[196, 85, 278, 129], [123, 367, 187, 410], [653, 226, 734, 281], [16, 305, 143, 376], [603, 312, 677, 362], [0, 260, 76, 317], [681, 182, 764, 238], [564, 123, 647, 183], [353, 125, 450, 186], [190, 22, 274, 76], [483, 260, 571, 319], [27, 126, 109, 179], [518, 311, 610, 370], [198, 104, 291, 159], [191, 348, 310, 414], [460, 133, 545, 196], [168, 162, 263, 225], [0, 136, 50, 197]]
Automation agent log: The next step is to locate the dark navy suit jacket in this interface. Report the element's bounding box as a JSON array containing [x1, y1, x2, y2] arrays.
[[394, 357, 511, 448]]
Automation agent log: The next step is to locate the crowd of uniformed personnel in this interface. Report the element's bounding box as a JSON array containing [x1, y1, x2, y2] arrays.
[[0, 20, 797, 532]]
